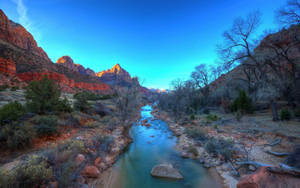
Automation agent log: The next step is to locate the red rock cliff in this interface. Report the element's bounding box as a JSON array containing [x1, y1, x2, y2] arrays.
[[17, 72, 111, 92], [0, 9, 50, 61], [56, 56, 95, 76], [0, 57, 16, 75], [96, 64, 131, 82]]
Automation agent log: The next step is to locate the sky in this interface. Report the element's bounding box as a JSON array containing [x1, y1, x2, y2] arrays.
[[1, 0, 286, 89]]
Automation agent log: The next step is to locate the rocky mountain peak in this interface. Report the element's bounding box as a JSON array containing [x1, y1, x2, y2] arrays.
[[56, 56, 74, 64], [96, 63, 130, 78], [56, 56, 95, 76]]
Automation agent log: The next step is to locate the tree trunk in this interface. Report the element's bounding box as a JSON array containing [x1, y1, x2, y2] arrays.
[[271, 99, 279, 121]]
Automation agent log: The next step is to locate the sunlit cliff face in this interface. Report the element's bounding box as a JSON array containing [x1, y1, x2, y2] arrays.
[[56, 56, 75, 65], [96, 64, 131, 79]]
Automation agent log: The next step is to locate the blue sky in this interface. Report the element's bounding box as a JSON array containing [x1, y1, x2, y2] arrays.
[[1, 0, 286, 89]]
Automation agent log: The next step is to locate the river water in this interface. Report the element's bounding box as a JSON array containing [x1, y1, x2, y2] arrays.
[[104, 105, 221, 188]]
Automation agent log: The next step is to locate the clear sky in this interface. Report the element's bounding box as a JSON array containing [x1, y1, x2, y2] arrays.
[[1, 0, 286, 89]]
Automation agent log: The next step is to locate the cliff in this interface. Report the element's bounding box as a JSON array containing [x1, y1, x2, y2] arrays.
[[0, 10, 50, 61], [209, 24, 300, 104], [96, 64, 133, 86], [56, 56, 95, 76], [0, 9, 111, 93]]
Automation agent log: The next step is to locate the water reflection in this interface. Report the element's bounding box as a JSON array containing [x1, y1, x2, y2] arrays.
[[108, 105, 221, 188]]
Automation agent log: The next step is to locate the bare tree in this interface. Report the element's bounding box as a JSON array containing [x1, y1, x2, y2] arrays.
[[257, 26, 300, 106], [276, 0, 300, 26], [218, 11, 261, 68], [217, 11, 267, 97], [190, 64, 211, 100], [210, 65, 223, 81], [113, 80, 142, 133]]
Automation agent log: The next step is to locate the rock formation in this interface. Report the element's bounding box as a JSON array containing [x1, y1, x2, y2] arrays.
[[0, 9, 147, 94], [237, 166, 300, 188], [56, 56, 95, 76], [96, 64, 132, 85], [0, 57, 16, 75], [0, 9, 111, 93], [150, 164, 183, 179], [17, 72, 110, 92], [0, 10, 50, 61]]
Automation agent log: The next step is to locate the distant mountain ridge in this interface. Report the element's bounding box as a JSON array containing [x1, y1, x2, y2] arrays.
[[56, 56, 95, 76], [0, 9, 143, 93]]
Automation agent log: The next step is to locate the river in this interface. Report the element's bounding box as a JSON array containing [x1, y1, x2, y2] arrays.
[[99, 105, 222, 188]]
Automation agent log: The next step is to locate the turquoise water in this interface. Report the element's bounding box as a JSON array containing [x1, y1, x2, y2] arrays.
[[109, 105, 221, 188]]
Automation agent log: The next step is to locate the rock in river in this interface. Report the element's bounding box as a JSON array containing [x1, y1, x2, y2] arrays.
[[150, 164, 183, 180]]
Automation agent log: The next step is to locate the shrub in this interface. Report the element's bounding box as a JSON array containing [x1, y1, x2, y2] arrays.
[[188, 146, 198, 156], [234, 110, 243, 121], [42, 139, 85, 166], [56, 161, 76, 187], [55, 98, 73, 113], [0, 84, 9, 91], [74, 92, 90, 112], [95, 135, 114, 155], [57, 140, 85, 154], [0, 122, 35, 150], [231, 90, 253, 114], [85, 121, 100, 128], [190, 114, 195, 120], [0, 101, 26, 125], [280, 108, 291, 120], [294, 108, 300, 118], [184, 127, 207, 141], [205, 139, 217, 153], [25, 76, 61, 114], [206, 114, 220, 122], [34, 116, 58, 136], [0, 155, 53, 188], [205, 138, 234, 161], [64, 113, 80, 128], [203, 108, 210, 114], [74, 91, 113, 101], [10, 86, 19, 91]]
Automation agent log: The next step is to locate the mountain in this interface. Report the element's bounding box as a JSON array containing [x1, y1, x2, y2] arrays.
[[0, 9, 144, 93], [56, 56, 95, 76], [209, 24, 300, 104], [96, 64, 132, 86], [0, 11, 50, 62]]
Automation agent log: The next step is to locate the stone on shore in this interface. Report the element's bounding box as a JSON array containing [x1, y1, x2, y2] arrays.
[[237, 166, 300, 188], [81, 165, 100, 178], [150, 164, 183, 179]]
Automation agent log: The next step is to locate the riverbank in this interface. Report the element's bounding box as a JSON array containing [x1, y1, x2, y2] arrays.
[[151, 108, 233, 188], [0, 95, 142, 188], [93, 105, 222, 188], [151, 106, 300, 188]]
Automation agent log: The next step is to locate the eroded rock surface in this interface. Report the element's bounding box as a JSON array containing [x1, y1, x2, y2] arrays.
[[237, 166, 300, 188]]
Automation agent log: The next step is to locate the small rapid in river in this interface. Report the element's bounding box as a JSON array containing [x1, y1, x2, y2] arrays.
[[104, 105, 221, 188]]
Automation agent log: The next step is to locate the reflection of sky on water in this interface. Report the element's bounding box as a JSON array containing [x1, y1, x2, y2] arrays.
[[110, 105, 221, 188]]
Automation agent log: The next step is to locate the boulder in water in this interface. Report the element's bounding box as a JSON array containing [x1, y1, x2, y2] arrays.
[[150, 164, 183, 179]]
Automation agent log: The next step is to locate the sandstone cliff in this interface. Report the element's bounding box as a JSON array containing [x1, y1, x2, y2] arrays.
[[0, 9, 111, 93], [56, 56, 95, 76], [0, 10, 50, 61], [96, 64, 132, 86]]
